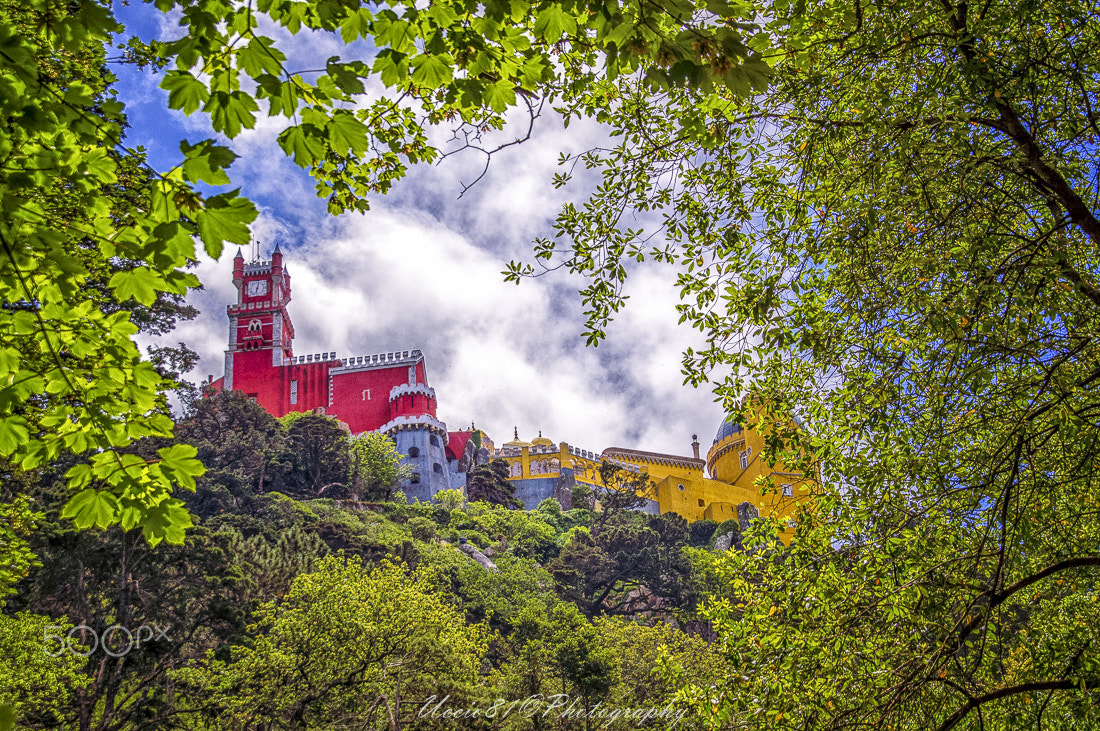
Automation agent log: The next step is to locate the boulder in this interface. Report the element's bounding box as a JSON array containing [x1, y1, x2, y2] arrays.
[[737, 501, 759, 535], [460, 543, 499, 573]]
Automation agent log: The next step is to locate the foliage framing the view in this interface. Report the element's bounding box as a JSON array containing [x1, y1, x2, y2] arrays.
[[516, 0, 1100, 728]]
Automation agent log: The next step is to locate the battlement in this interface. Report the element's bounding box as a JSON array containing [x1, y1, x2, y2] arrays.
[[568, 445, 602, 461], [229, 300, 284, 313], [331, 350, 423, 370], [243, 260, 272, 274], [390, 383, 435, 401], [289, 352, 337, 365], [379, 413, 448, 437]]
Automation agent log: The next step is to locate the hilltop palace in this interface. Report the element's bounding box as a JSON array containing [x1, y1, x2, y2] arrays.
[[210, 249, 811, 524]]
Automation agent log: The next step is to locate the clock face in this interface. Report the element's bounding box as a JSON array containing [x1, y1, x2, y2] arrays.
[[246, 279, 269, 297]]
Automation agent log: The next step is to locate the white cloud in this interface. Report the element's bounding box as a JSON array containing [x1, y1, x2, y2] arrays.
[[164, 199, 724, 460], [123, 5, 729, 461]]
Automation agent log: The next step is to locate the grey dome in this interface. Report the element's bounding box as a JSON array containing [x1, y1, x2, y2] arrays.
[[714, 415, 743, 443]]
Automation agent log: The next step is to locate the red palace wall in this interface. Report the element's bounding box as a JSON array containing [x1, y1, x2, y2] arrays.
[[328, 364, 424, 433]]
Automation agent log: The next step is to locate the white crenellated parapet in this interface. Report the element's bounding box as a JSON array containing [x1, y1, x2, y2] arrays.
[[378, 413, 448, 438], [288, 352, 338, 365], [283, 349, 427, 367], [329, 349, 424, 370], [228, 300, 279, 312], [389, 383, 436, 401], [568, 446, 601, 461]]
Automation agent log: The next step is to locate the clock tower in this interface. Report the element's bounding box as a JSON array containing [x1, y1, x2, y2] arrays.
[[223, 244, 295, 397]]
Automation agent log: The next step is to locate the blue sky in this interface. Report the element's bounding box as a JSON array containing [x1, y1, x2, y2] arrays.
[[114, 2, 729, 458]]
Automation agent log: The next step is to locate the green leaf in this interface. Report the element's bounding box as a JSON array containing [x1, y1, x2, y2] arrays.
[[0, 417, 29, 456], [195, 190, 258, 258], [180, 139, 238, 185], [61, 489, 119, 530], [80, 148, 117, 184], [139, 499, 193, 546], [157, 443, 205, 491], [109, 267, 162, 306], [339, 7, 374, 43], [409, 54, 453, 88], [327, 111, 371, 155], [483, 79, 517, 113], [533, 5, 576, 42], [327, 59, 367, 94], [237, 35, 286, 77], [161, 70, 209, 115], [278, 124, 326, 167], [205, 91, 260, 138]]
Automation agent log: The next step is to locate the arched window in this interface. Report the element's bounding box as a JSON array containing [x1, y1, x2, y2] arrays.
[[510, 461, 522, 477], [678, 483, 686, 492], [550, 458, 560, 472], [739, 451, 749, 470], [430, 434, 440, 447], [408, 447, 420, 458], [248, 319, 261, 332], [411, 473, 420, 484], [433, 463, 443, 474]]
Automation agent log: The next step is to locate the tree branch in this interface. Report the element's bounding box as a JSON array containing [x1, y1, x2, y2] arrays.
[[937, 680, 1088, 731]]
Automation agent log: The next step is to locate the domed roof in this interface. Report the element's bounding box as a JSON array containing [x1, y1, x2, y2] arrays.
[[714, 414, 744, 443], [532, 430, 553, 446], [504, 426, 532, 448]]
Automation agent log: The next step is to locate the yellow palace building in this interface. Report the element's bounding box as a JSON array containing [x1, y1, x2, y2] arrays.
[[491, 411, 814, 530]]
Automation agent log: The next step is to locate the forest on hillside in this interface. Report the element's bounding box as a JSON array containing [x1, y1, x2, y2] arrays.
[[3, 390, 749, 730]]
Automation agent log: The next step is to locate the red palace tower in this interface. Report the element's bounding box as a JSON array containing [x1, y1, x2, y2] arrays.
[[210, 247, 475, 499]]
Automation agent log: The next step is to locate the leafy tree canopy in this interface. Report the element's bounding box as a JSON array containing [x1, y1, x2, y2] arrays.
[[516, 0, 1100, 727], [179, 554, 488, 729], [467, 458, 523, 508]]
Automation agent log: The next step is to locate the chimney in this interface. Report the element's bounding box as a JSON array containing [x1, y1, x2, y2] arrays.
[[691, 434, 700, 460]]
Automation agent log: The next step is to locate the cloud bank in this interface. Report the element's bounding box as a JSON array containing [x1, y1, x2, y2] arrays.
[[119, 8, 729, 459]]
